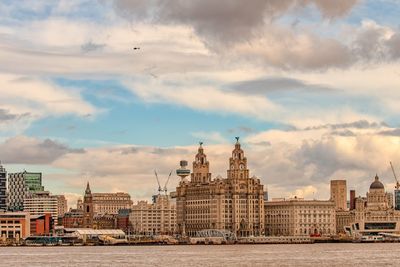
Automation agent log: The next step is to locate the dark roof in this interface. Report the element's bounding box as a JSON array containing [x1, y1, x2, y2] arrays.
[[370, 174, 384, 189]]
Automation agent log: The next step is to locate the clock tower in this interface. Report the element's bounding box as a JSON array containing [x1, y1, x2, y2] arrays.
[[227, 137, 249, 179], [191, 142, 211, 183]]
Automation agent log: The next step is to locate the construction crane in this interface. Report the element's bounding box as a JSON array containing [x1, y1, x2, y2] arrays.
[[154, 170, 173, 195], [163, 171, 172, 194], [154, 170, 162, 194], [390, 162, 400, 190]]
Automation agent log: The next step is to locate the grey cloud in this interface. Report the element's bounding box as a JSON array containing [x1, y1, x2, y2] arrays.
[[229, 77, 337, 95], [303, 120, 388, 131], [81, 41, 106, 53], [330, 129, 356, 137], [0, 109, 30, 122], [378, 128, 400, 136], [228, 126, 254, 134], [0, 136, 85, 164], [112, 0, 358, 44]]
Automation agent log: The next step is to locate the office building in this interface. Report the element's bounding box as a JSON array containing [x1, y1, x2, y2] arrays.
[[23, 191, 59, 224], [264, 197, 336, 236], [0, 162, 6, 211], [130, 194, 176, 235], [176, 139, 265, 237], [7, 171, 44, 211], [92, 192, 133, 215], [0, 211, 30, 239]]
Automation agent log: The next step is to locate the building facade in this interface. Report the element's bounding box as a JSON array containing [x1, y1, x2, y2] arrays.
[[264, 197, 336, 236], [0, 163, 6, 211], [130, 194, 176, 235], [176, 139, 265, 237], [92, 192, 133, 215], [330, 180, 347, 211], [23, 191, 59, 224], [62, 209, 84, 228], [7, 171, 44, 211], [338, 175, 400, 235], [30, 214, 53, 236], [0, 212, 30, 240], [55, 195, 68, 217]]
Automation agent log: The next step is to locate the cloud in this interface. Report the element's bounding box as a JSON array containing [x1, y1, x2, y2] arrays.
[[124, 75, 282, 121], [81, 41, 106, 53], [113, 0, 359, 44], [0, 73, 98, 132], [229, 76, 336, 95], [0, 136, 85, 164], [0, 109, 30, 122]]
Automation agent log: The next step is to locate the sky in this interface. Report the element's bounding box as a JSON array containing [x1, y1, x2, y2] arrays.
[[1, 0, 400, 207]]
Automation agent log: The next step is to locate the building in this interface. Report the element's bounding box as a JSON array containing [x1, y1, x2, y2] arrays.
[[0, 212, 30, 239], [30, 214, 53, 236], [117, 209, 133, 234], [23, 191, 59, 224], [330, 180, 347, 210], [176, 139, 265, 237], [93, 214, 117, 229], [7, 171, 44, 211], [55, 195, 68, 217], [62, 209, 84, 228], [92, 192, 133, 215], [264, 197, 336, 236], [0, 162, 6, 211], [83, 182, 94, 228], [395, 189, 400, 210], [130, 194, 176, 235], [337, 175, 400, 235]]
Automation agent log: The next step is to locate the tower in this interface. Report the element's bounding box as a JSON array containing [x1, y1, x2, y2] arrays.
[[191, 142, 211, 183], [227, 137, 249, 180], [330, 180, 347, 210], [83, 182, 93, 228]]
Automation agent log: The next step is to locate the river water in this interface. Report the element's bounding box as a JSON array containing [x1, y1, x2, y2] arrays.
[[0, 243, 399, 266]]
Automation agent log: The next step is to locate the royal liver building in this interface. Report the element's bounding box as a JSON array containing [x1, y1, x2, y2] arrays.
[[176, 138, 265, 237]]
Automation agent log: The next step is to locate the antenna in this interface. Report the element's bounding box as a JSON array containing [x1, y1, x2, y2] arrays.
[[163, 171, 173, 195], [390, 162, 400, 190], [154, 170, 162, 194]]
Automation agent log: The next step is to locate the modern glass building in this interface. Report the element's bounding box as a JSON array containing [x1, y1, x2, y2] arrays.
[[0, 162, 6, 211], [7, 171, 44, 211], [395, 189, 400, 210]]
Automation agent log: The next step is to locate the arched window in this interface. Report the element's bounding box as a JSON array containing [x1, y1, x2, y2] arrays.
[[87, 206, 90, 213]]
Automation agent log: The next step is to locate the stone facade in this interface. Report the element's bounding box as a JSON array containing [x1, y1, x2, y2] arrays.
[[330, 180, 347, 211], [130, 194, 176, 235], [265, 198, 336, 236], [62, 209, 84, 228], [176, 139, 265, 237], [83, 182, 94, 228], [339, 175, 400, 235], [92, 192, 133, 215], [55, 195, 68, 217]]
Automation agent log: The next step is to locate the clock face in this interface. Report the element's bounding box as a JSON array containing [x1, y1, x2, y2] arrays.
[[239, 164, 244, 170], [231, 164, 234, 170]]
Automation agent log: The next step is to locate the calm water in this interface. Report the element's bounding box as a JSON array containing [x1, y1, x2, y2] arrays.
[[0, 243, 399, 266]]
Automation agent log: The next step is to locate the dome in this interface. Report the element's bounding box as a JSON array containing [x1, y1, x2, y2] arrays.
[[370, 174, 384, 189]]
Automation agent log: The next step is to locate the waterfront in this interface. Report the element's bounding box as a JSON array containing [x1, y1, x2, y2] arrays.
[[1, 244, 400, 266]]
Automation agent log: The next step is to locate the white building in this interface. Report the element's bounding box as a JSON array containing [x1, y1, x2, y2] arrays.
[[23, 191, 58, 224], [265, 197, 336, 236], [130, 194, 176, 235]]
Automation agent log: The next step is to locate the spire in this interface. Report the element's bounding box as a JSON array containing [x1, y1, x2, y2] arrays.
[[375, 174, 379, 181], [85, 181, 91, 195]]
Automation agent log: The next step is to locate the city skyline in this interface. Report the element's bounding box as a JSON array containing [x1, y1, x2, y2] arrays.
[[1, 1, 400, 206]]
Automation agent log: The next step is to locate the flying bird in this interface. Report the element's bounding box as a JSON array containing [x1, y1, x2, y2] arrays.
[[133, 47, 140, 50]]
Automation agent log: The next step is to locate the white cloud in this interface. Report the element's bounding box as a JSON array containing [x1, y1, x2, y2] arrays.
[[0, 73, 98, 132]]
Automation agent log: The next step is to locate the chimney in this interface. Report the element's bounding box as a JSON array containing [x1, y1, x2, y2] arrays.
[[350, 190, 356, 210]]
